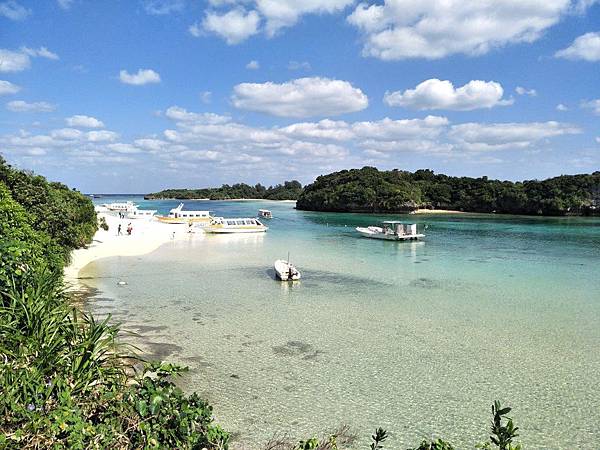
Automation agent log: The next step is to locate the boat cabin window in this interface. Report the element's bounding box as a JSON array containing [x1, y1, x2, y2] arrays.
[[226, 220, 235, 226], [234, 220, 243, 226]]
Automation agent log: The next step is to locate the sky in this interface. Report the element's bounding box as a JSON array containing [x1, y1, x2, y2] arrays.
[[0, 0, 599, 193]]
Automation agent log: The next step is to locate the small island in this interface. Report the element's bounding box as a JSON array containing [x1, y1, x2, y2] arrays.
[[296, 167, 600, 216], [145, 180, 303, 201]]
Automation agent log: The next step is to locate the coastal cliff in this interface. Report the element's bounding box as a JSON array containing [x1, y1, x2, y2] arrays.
[[296, 167, 600, 216]]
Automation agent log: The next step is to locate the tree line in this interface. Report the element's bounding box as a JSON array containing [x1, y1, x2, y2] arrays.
[[296, 167, 600, 216], [145, 180, 303, 201]]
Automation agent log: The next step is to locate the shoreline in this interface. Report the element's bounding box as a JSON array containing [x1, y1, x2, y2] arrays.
[[410, 208, 466, 214], [64, 212, 192, 289], [143, 197, 297, 202]]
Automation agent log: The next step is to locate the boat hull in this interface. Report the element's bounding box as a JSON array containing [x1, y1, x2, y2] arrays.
[[356, 227, 424, 241], [274, 260, 301, 281], [204, 226, 268, 234]]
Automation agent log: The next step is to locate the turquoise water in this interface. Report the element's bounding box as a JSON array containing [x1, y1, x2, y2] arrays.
[[84, 197, 600, 449]]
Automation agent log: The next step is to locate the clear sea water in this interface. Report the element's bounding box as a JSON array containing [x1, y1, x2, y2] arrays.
[[82, 196, 600, 449]]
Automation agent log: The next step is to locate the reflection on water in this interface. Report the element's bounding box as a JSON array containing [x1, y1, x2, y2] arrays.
[[83, 198, 600, 449]]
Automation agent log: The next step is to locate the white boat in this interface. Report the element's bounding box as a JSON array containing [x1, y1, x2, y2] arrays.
[[203, 217, 268, 233], [127, 207, 157, 219], [274, 259, 301, 281], [258, 209, 273, 219], [103, 201, 136, 212], [156, 203, 212, 225], [356, 221, 425, 241]]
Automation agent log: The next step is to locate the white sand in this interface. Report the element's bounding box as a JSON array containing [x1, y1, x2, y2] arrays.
[[411, 208, 465, 214], [64, 212, 192, 287]]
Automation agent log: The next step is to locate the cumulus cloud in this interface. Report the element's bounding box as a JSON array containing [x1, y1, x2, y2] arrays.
[[0, 80, 20, 95], [165, 106, 231, 124], [200, 9, 260, 44], [143, 0, 185, 15], [86, 130, 118, 142], [449, 121, 581, 151], [581, 99, 600, 114], [384, 79, 511, 111], [515, 86, 537, 96], [555, 32, 600, 61], [0, 1, 30, 20], [556, 103, 569, 111], [0, 47, 58, 72], [246, 60, 260, 69], [232, 77, 368, 118], [199, 0, 353, 43], [119, 68, 161, 85], [6, 100, 56, 112], [66, 115, 105, 128], [347, 0, 589, 60]]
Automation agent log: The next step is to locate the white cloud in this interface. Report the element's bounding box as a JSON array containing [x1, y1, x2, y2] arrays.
[[0, 49, 30, 72], [384, 79, 511, 111], [165, 106, 231, 124], [555, 32, 600, 61], [0, 1, 30, 20], [86, 130, 118, 142], [347, 0, 589, 60], [107, 143, 142, 154], [246, 59, 260, 69], [581, 99, 600, 114], [188, 22, 202, 37], [232, 77, 368, 118], [6, 100, 56, 112], [556, 103, 568, 111], [449, 121, 581, 151], [352, 116, 449, 140], [57, 0, 74, 10], [200, 91, 212, 104], [201, 9, 261, 44], [119, 68, 161, 85], [0, 47, 58, 73], [66, 114, 105, 128], [596, 136, 600, 144], [0, 80, 20, 95], [515, 86, 537, 96], [143, 0, 185, 15], [199, 0, 354, 43], [288, 60, 311, 71], [50, 128, 83, 140], [21, 46, 59, 60]]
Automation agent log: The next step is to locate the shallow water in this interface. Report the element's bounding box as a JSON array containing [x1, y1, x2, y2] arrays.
[[83, 197, 600, 449]]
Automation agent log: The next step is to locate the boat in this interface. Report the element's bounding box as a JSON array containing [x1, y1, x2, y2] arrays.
[[127, 206, 157, 219], [103, 201, 136, 212], [274, 259, 301, 281], [203, 217, 268, 233], [156, 203, 212, 225], [356, 221, 425, 241], [258, 209, 273, 219]]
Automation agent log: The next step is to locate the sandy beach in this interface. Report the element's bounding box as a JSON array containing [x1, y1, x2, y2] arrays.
[[411, 208, 466, 214], [64, 211, 191, 288]]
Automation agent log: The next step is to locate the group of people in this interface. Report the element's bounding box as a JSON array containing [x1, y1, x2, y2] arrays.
[[117, 222, 133, 236], [117, 211, 127, 219]]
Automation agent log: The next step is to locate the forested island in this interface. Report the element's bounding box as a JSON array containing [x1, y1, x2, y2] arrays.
[[297, 167, 600, 216], [145, 180, 303, 200]]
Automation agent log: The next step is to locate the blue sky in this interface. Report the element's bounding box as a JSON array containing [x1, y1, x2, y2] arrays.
[[0, 0, 599, 193]]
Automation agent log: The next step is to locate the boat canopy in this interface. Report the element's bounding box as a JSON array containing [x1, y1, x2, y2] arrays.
[[382, 220, 405, 224], [258, 209, 271, 213]]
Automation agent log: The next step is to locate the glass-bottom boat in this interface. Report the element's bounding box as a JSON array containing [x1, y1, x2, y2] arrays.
[[203, 217, 268, 233]]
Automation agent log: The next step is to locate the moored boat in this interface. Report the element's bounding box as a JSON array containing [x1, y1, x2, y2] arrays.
[[203, 217, 268, 233], [127, 207, 157, 219], [274, 259, 301, 281], [103, 201, 136, 212], [356, 221, 424, 241], [156, 203, 212, 225], [258, 209, 273, 219]]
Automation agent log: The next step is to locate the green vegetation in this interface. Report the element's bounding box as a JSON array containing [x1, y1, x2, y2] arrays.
[[297, 167, 600, 216], [0, 157, 228, 449], [145, 180, 303, 200]]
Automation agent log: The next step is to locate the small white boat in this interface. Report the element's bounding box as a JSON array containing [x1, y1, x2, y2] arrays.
[[203, 217, 268, 233], [356, 221, 424, 241], [157, 203, 212, 226], [258, 209, 273, 219], [127, 207, 157, 219], [274, 259, 301, 281], [103, 201, 136, 212]]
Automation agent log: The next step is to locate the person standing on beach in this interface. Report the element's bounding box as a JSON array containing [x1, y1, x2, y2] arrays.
[[127, 223, 132, 235], [118, 224, 122, 235]]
